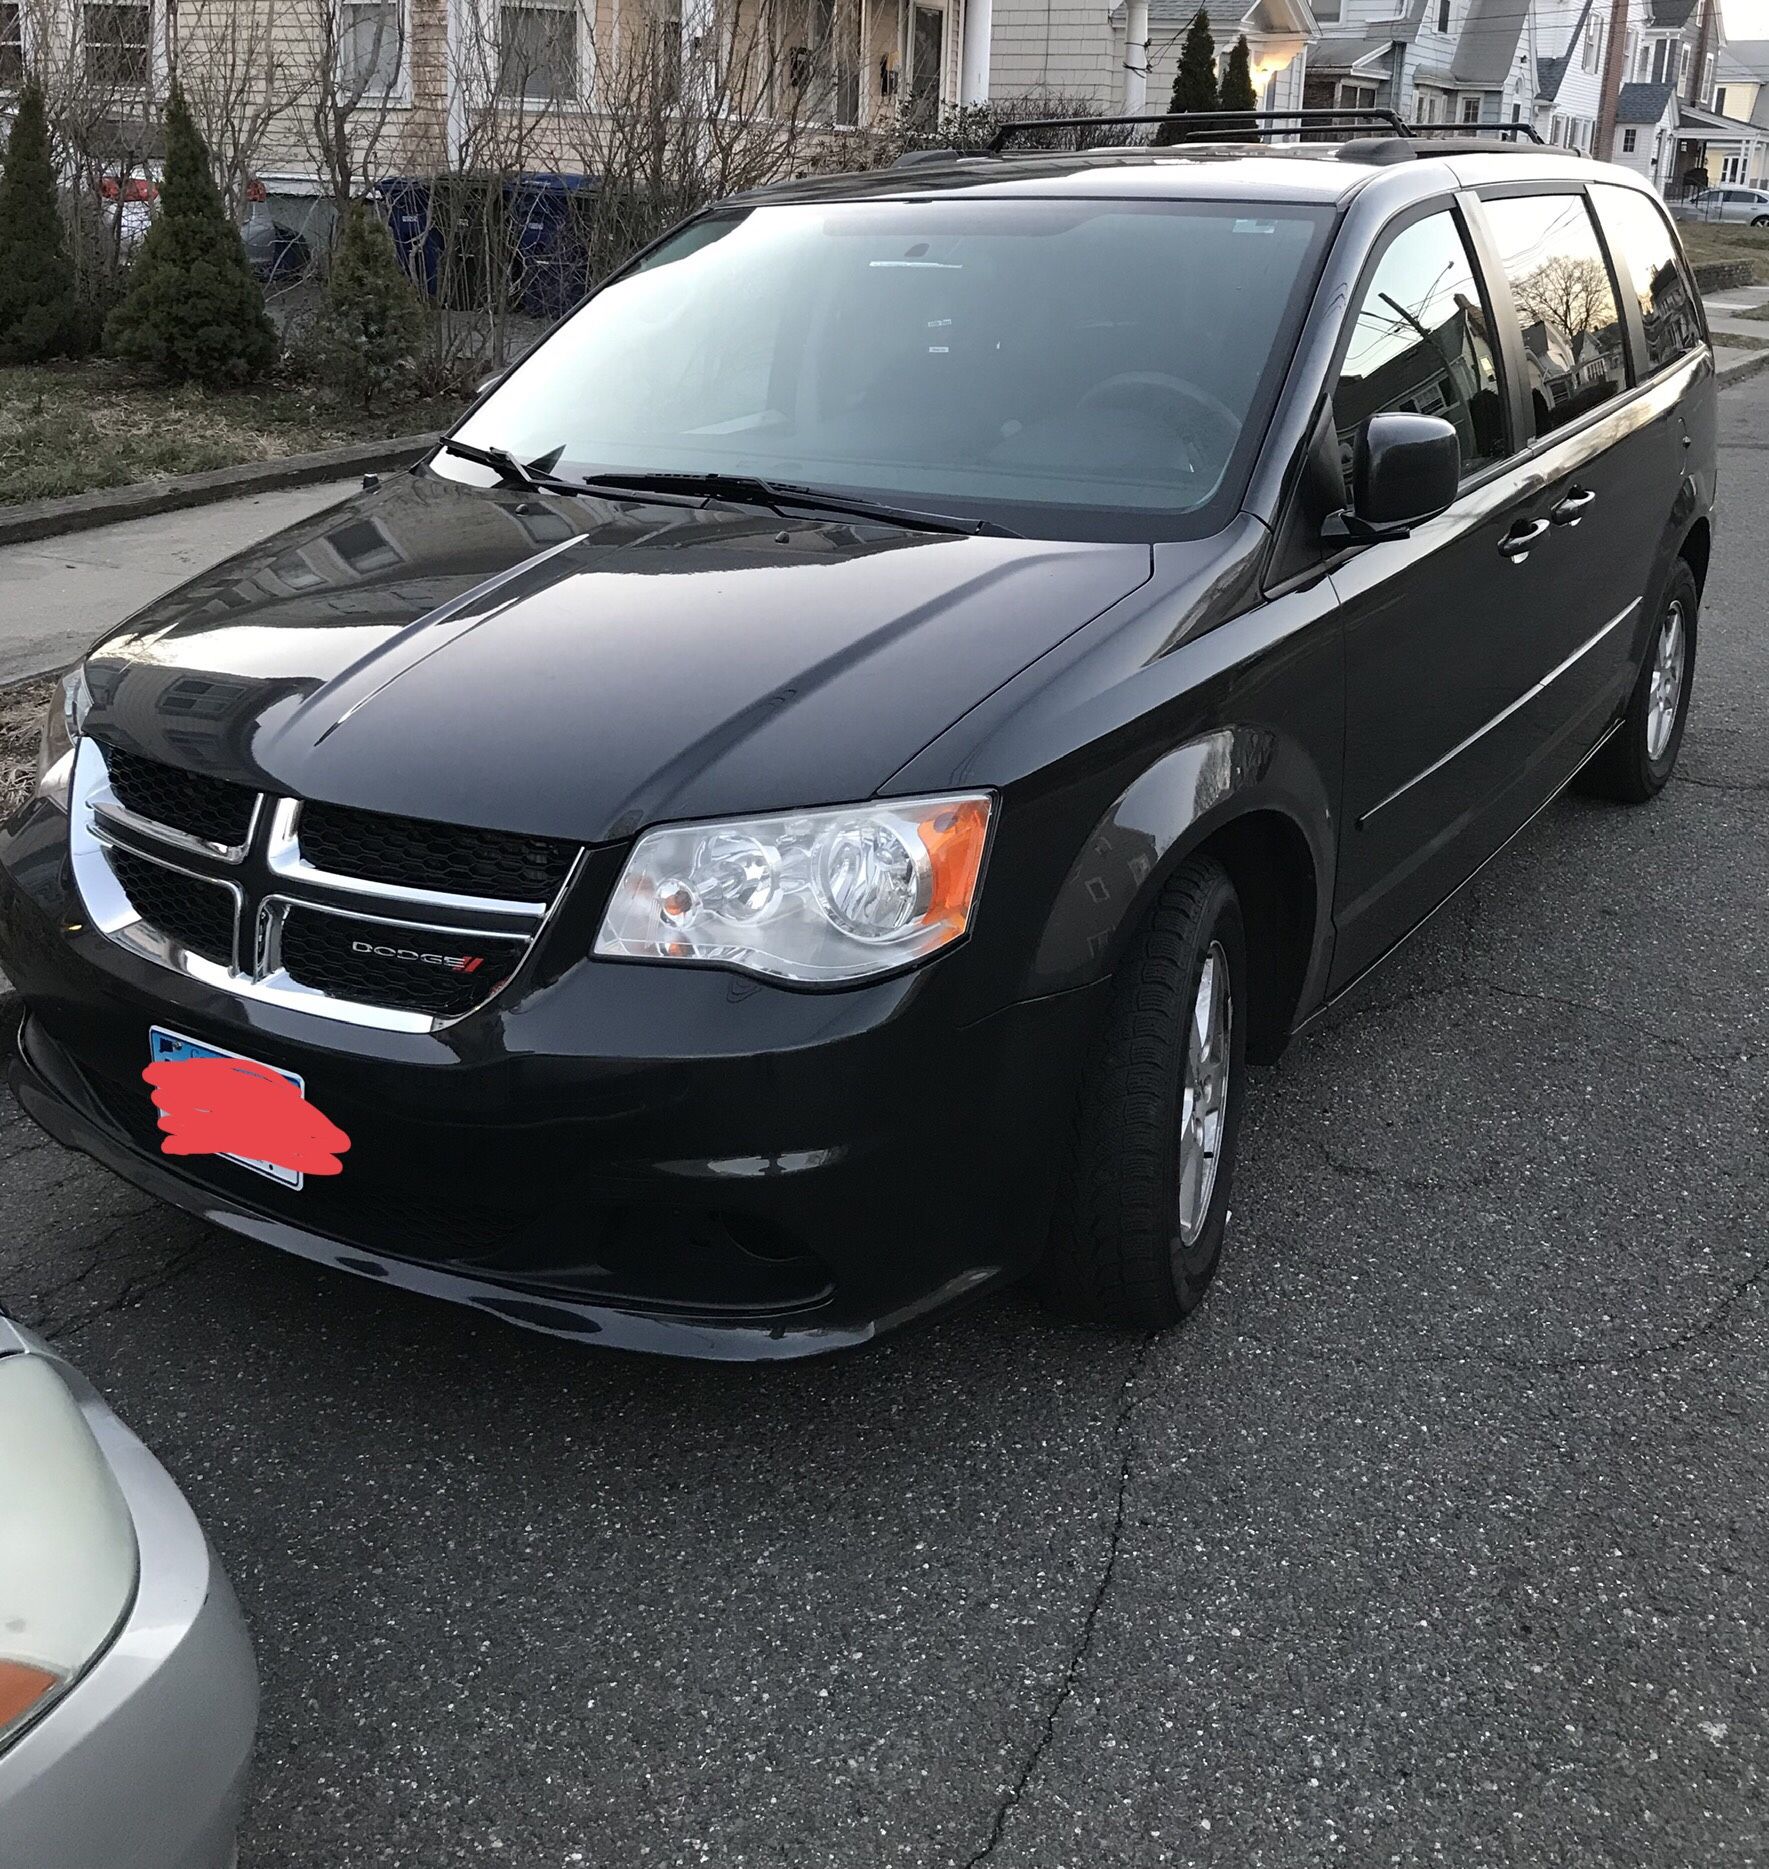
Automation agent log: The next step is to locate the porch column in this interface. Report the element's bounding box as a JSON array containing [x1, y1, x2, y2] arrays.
[[1122, 0, 1149, 113], [961, 0, 993, 100]]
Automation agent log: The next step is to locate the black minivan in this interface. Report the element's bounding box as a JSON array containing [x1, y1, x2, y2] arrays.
[[0, 117, 1715, 1358]]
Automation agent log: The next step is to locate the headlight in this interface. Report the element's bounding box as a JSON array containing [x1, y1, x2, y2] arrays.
[[34, 665, 92, 806], [595, 793, 993, 984], [0, 1354, 138, 1753]]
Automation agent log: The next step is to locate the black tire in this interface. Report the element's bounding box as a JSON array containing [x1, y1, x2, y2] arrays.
[[1039, 856, 1248, 1331], [1578, 560, 1697, 803], [1752, 215, 1769, 227]]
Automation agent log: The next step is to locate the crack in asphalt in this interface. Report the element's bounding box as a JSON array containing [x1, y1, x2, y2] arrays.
[[1323, 971, 1735, 1068], [962, 1332, 1158, 1869], [1673, 772, 1769, 795]]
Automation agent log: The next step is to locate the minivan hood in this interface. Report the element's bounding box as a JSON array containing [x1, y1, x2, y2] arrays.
[[84, 470, 1154, 843]]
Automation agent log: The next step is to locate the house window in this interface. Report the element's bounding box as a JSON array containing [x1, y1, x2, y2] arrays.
[[1314, 0, 1341, 18], [0, 1, 23, 84], [1623, 126, 1637, 152], [1580, 19, 1599, 73], [83, 1, 151, 86], [1338, 80, 1378, 109], [499, 0, 579, 97], [342, 0, 402, 94], [1437, 0, 1449, 33], [790, 0, 861, 127], [1651, 38, 1667, 83], [1461, 93, 1482, 123], [1679, 44, 1690, 88]]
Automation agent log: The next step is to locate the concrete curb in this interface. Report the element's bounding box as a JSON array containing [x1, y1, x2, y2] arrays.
[[1717, 347, 1769, 390], [0, 433, 439, 549]]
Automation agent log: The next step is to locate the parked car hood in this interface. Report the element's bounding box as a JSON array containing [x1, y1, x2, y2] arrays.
[[82, 470, 1154, 844]]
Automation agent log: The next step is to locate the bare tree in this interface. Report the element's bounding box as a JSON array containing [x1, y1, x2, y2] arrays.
[[1511, 254, 1615, 361], [172, 0, 312, 218]]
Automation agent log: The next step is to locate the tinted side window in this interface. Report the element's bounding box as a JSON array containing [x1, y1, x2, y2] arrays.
[[1333, 210, 1509, 491], [1482, 193, 1627, 438], [1591, 183, 1704, 373]]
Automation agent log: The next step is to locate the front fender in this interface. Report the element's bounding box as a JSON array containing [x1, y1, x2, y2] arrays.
[[1026, 728, 1336, 1019]]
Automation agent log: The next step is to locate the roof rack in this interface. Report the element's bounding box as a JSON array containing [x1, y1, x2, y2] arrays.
[[1405, 120, 1544, 143], [984, 108, 1545, 155], [985, 107, 1406, 153]]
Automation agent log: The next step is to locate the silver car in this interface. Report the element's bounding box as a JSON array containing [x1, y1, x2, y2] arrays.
[[0, 1312, 256, 1868], [1673, 184, 1769, 224]]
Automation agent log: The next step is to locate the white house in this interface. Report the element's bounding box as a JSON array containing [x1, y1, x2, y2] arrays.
[[983, 0, 1317, 119], [1304, 0, 1535, 127]]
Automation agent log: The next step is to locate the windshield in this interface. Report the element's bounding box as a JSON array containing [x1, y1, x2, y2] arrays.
[[445, 196, 1335, 541]]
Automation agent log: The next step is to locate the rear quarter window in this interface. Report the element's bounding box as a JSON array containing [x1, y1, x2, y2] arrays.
[[1590, 183, 1704, 376]]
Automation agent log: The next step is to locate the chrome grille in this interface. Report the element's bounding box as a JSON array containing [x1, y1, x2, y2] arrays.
[[277, 906, 530, 1019], [70, 740, 581, 1031], [107, 847, 237, 969], [297, 799, 577, 900], [102, 745, 257, 851]]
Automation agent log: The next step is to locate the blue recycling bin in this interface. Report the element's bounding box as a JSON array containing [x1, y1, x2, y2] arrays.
[[375, 173, 599, 317]]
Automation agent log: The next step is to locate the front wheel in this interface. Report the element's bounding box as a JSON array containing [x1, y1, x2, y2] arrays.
[[1752, 215, 1769, 227], [1039, 856, 1248, 1331], [1578, 561, 1697, 803]]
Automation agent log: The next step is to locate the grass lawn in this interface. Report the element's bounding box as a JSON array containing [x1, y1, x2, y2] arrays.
[[0, 361, 463, 506], [1677, 219, 1769, 284]]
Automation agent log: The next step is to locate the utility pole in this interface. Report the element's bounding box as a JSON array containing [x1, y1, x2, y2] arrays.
[[1123, 0, 1150, 113], [1593, 0, 1631, 161]]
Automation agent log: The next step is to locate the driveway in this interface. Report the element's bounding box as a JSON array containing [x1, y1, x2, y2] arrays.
[[2, 383, 1766, 1867]]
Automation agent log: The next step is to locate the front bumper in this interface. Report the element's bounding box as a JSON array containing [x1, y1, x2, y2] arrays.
[[0, 1330, 257, 1869], [2, 801, 1103, 1359]]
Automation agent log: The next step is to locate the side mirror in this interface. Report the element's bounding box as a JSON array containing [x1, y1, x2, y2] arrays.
[[1327, 411, 1461, 544]]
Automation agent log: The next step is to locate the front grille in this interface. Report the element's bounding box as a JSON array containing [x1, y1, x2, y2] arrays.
[[102, 744, 257, 849], [108, 848, 235, 968], [278, 907, 529, 1019], [298, 799, 577, 902]]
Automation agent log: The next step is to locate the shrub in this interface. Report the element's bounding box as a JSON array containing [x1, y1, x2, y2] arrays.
[[1221, 36, 1259, 118], [313, 203, 423, 408], [1155, 10, 1218, 143], [105, 88, 277, 384], [0, 81, 83, 364]]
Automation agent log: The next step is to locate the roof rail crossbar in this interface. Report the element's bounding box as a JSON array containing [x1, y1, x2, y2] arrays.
[[986, 106, 1407, 153], [1404, 120, 1545, 144]]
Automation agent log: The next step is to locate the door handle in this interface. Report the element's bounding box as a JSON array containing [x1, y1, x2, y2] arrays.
[[1550, 486, 1597, 525], [1498, 518, 1552, 561]]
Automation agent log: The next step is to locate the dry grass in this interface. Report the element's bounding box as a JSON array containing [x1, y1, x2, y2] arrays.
[[1678, 219, 1769, 284], [0, 361, 460, 506], [0, 676, 57, 821]]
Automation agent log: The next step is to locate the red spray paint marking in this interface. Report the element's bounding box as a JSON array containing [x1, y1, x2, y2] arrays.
[[143, 1057, 351, 1176]]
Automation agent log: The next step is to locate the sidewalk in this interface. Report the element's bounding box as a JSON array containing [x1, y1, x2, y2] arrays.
[[1704, 283, 1769, 386], [0, 479, 356, 685]]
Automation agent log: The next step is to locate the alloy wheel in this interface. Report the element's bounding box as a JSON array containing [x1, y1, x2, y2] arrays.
[[1646, 600, 1687, 763], [1177, 942, 1232, 1248]]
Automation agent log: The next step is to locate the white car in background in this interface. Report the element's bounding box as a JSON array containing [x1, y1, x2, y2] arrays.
[[0, 1310, 256, 1868], [1673, 184, 1769, 224]]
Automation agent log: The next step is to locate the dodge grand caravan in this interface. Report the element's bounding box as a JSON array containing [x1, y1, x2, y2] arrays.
[[0, 115, 1716, 1358]]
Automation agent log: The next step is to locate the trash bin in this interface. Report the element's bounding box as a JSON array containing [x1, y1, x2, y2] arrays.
[[375, 172, 600, 317]]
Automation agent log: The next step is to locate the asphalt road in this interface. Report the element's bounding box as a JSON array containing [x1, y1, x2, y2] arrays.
[[3, 383, 1767, 1869]]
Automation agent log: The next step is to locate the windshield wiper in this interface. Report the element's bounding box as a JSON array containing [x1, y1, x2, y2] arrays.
[[435, 436, 616, 500], [566, 470, 1022, 539]]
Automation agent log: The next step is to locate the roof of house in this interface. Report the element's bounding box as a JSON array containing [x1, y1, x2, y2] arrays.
[[1616, 80, 1676, 123], [1536, 55, 1568, 99], [1647, 0, 1696, 28], [1133, 0, 1308, 33], [1307, 34, 1399, 76], [1451, 0, 1532, 85], [1720, 39, 1769, 79]]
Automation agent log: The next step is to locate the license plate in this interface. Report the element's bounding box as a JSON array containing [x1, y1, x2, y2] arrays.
[[148, 1026, 309, 1190]]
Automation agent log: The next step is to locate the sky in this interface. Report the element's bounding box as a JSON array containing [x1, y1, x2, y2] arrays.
[[1724, 0, 1769, 43]]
